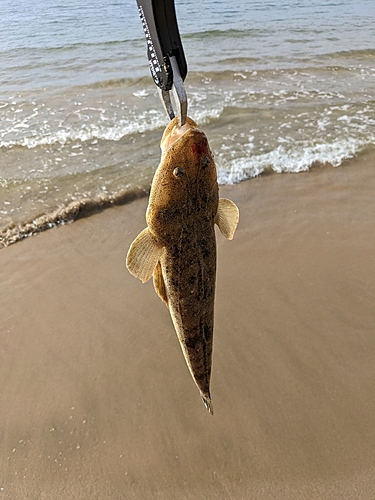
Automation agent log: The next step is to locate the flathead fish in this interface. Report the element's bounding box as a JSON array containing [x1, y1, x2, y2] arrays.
[[126, 117, 239, 414]]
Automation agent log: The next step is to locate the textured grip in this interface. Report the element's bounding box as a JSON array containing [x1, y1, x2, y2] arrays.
[[136, 0, 187, 91]]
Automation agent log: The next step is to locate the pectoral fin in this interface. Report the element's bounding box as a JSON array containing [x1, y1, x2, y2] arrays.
[[215, 198, 239, 240], [153, 261, 169, 307], [126, 228, 163, 283]]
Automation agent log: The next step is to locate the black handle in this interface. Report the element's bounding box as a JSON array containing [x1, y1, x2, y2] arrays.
[[136, 0, 188, 91]]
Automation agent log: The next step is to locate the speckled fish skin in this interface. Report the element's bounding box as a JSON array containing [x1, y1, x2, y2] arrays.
[[126, 116, 239, 414], [148, 117, 218, 414]]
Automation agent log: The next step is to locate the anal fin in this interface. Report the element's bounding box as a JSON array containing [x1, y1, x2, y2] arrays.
[[153, 260, 169, 307]]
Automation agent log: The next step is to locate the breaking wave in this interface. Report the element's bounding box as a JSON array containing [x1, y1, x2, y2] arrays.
[[217, 139, 373, 184], [0, 186, 148, 248]]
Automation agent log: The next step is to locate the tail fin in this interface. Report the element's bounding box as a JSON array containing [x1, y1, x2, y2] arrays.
[[201, 393, 214, 415]]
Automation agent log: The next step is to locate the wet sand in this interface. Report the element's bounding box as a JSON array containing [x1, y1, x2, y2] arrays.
[[1, 154, 375, 499]]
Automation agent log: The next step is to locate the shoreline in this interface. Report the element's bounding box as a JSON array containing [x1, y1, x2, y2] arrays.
[[1, 157, 375, 499], [1, 145, 375, 250]]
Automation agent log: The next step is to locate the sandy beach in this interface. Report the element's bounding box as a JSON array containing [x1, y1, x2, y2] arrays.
[[1, 152, 375, 499]]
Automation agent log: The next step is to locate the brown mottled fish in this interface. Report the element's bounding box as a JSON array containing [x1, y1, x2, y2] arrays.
[[126, 116, 239, 414]]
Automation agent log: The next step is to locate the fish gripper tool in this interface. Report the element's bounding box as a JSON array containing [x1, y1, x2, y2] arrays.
[[136, 0, 188, 127]]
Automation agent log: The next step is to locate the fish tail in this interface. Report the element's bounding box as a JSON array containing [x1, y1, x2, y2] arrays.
[[201, 392, 214, 415]]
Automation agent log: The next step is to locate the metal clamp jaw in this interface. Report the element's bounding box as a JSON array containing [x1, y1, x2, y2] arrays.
[[136, 0, 188, 126]]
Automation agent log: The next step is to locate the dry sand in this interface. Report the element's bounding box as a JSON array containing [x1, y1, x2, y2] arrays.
[[1, 153, 375, 499]]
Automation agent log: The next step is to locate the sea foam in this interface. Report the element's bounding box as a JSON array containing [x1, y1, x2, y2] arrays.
[[217, 137, 373, 185]]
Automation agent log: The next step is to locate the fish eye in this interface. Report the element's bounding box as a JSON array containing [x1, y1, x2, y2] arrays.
[[173, 166, 185, 178]]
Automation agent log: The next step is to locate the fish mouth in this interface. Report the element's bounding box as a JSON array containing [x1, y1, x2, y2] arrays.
[[160, 116, 198, 152]]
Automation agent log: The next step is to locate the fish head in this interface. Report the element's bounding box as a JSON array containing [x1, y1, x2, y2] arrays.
[[146, 117, 219, 242], [158, 116, 218, 191]]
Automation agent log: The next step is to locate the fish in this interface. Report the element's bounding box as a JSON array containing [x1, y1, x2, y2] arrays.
[[126, 116, 239, 414]]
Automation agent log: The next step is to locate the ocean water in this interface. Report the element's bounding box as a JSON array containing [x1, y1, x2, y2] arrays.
[[1, 0, 374, 246]]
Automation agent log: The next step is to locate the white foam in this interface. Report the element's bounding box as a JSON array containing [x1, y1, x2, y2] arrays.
[[192, 105, 224, 125], [132, 89, 149, 98], [0, 109, 167, 149], [217, 136, 372, 185]]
